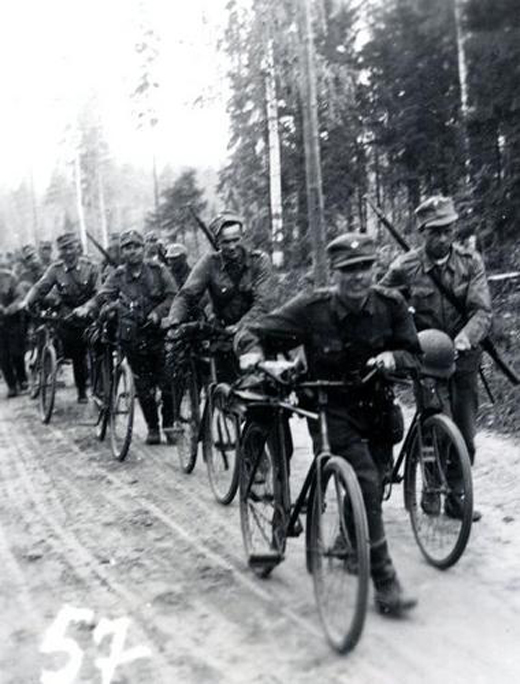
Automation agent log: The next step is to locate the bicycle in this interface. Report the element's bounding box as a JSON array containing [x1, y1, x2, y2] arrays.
[[381, 370, 474, 569], [29, 310, 68, 424], [166, 321, 240, 505], [86, 310, 135, 462], [232, 359, 372, 654]]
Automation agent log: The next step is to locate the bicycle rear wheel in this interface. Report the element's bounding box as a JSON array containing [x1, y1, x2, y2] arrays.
[[109, 360, 135, 461], [308, 456, 370, 654], [203, 390, 240, 505], [172, 367, 200, 474], [239, 420, 286, 577], [405, 412, 473, 569], [39, 345, 58, 424]]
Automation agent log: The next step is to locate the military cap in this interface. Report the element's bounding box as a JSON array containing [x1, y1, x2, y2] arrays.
[[144, 230, 159, 243], [165, 243, 188, 259], [108, 232, 120, 245], [327, 233, 376, 269], [56, 232, 78, 249], [21, 244, 37, 259], [120, 230, 144, 247], [209, 212, 244, 239], [415, 196, 458, 230], [39, 240, 52, 249]]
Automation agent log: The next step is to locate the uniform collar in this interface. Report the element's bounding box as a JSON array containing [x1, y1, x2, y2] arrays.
[[332, 288, 375, 320], [419, 245, 456, 273], [219, 246, 249, 272], [63, 261, 80, 273]]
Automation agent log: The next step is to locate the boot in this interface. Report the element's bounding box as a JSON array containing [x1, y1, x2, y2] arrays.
[[145, 428, 161, 445], [77, 388, 88, 404], [374, 576, 418, 616], [444, 495, 481, 522]]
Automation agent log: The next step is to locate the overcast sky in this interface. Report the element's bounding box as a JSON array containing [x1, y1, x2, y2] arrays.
[[0, 0, 235, 192]]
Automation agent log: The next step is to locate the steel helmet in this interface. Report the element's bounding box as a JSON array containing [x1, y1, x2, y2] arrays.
[[418, 329, 456, 379]]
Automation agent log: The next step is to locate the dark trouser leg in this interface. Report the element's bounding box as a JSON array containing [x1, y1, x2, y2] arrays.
[[156, 347, 174, 429], [60, 325, 88, 394], [309, 414, 396, 587], [126, 350, 159, 430], [0, 330, 17, 391], [450, 369, 478, 465]]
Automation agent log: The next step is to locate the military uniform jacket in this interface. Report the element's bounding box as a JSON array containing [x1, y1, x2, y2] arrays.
[[168, 248, 276, 327], [379, 244, 492, 347], [92, 260, 176, 323], [27, 257, 98, 311], [238, 286, 421, 385]]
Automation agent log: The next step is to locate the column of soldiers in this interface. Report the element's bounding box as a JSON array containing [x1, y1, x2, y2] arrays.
[[0, 194, 493, 616]]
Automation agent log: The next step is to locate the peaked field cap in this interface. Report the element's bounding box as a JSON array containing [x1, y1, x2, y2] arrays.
[[415, 196, 459, 230], [39, 240, 52, 249], [144, 230, 159, 243], [56, 232, 78, 249], [120, 230, 144, 247], [21, 244, 37, 258], [209, 212, 244, 238], [327, 233, 376, 269], [166, 243, 188, 259]]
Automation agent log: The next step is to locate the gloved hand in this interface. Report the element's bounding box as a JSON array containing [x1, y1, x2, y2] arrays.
[[239, 351, 264, 371]]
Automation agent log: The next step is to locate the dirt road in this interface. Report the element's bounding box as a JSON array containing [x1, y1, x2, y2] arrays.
[[0, 383, 519, 684]]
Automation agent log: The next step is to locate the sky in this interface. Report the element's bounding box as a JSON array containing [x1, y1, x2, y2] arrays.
[[0, 0, 234, 193]]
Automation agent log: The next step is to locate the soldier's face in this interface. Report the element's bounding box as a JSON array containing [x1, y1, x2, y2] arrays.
[[60, 243, 79, 266], [40, 247, 52, 262], [335, 261, 374, 301], [218, 224, 243, 261], [423, 224, 455, 260], [122, 242, 144, 265]]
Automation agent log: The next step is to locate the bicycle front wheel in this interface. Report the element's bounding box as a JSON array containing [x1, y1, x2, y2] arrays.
[[239, 420, 286, 578], [26, 345, 41, 399], [172, 367, 201, 474], [405, 412, 473, 569], [203, 391, 240, 505], [39, 344, 58, 424], [109, 360, 135, 461], [308, 456, 370, 654]]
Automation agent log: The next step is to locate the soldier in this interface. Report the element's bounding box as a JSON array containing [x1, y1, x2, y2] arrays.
[[76, 230, 176, 445], [23, 232, 98, 403], [38, 240, 53, 269], [0, 267, 27, 397], [145, 230, 166, 263], [236, 233, 420, 616], [167, 212, 277, 334], [165, 243, 191, 290], [16, 245, 44, 285], [380, 196, 492, 521]]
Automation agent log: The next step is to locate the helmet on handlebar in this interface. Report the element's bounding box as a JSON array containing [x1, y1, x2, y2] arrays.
[[418, 329, 456, 379]]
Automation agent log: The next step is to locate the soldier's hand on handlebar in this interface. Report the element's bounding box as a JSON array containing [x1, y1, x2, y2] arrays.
[[239, 351, 264, 371], [454, 330, 471, 352], [367, 351, 396, 373], [147, 311, 160, 326], [73, 305, 90, 319]]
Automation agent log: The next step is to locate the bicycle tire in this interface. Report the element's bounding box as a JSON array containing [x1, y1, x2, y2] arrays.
[[405, 412, 473, 569], [26, 346, 41, 399], [109, 360, 135, 461], [173, 366, 200, 474], [95, 352, 111, 442], [308, 456, 370, 654], [39, 344, 58, 424], [203, 390, 240, 505], [238, 420, 287, 578]]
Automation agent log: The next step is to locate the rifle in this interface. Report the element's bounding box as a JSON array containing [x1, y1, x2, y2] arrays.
[[366, 196, 520, 387], [86, 231, 117, 267], [186, 205, 218, 251]]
